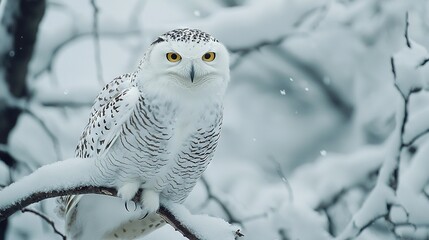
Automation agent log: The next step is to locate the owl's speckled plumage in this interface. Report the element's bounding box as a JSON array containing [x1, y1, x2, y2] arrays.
[[58, 28, 230, 239]]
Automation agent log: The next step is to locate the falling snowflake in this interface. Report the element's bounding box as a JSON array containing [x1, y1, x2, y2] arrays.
[[193, 10, 201, 17], [304, 87, 309, 91], [320, 150, 327, 156], [63, 90, 69, 95], [289, 77, 294, 82], [280, 89, 286, 95]]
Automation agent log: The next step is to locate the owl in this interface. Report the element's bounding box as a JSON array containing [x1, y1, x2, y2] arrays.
[[57, 28, 230, 239]]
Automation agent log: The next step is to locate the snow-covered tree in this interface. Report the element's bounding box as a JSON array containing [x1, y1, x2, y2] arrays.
[[1, 0, 429, 239]]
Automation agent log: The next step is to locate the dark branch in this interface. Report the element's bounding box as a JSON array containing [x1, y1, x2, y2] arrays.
[[21, 208, 66, 240], [1, 0, 46, 98], [158, 207, 201, 240], [0, 0, 46, 168], [403, 128, 429, 147], [390, 57, 396, 79], [0, 185, 240, 240], [199, 177, 241, 225], [0, 185, 118, 221], [0, 2, 45, 237], [0, 158, 240, 240], [419, 58, 429, 67], [405, 12, 411, 48]]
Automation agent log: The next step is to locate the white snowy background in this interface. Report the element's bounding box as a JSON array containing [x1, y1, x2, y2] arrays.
[[1, 0, 429, 239]]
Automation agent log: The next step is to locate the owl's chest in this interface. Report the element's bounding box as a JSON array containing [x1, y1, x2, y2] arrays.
[[115, 98, 220, 165]]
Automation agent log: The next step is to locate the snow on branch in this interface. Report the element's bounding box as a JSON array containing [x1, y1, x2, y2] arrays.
[[0, 157, 242, 240], [335, 17, 429, 239]]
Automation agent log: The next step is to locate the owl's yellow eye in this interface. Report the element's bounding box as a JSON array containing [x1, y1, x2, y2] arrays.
[[202, 52, 216, 62], [166, 52, 182, 62]]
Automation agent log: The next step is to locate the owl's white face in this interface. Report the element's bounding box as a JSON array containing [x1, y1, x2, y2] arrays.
[[137, 29, 230, 101]]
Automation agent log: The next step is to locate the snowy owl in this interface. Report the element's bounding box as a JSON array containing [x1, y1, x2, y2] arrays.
[[58, 28, 230, 239]]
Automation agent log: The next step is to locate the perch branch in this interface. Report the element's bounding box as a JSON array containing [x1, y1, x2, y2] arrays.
[[0, 158, 240, 240]]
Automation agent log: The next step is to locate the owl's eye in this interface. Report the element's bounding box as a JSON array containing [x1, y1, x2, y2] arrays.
[[166, 52, 182, 62], [202, 52, 216, 62]]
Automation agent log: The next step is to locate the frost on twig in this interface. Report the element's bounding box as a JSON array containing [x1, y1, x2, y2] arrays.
[[0, 157, 242, 240]]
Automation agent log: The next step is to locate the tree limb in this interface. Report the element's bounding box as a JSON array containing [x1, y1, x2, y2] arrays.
[[0, 157, 241, 240]]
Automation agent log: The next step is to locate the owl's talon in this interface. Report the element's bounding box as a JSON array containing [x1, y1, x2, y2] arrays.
[[125, 201, 129, 212], [139, 211, 149, 220]]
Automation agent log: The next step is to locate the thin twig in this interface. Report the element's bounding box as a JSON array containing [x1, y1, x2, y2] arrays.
[[21, 208, 66, 240], [90, 0, 104, 86], [405, 12, 411, 48], [390, 57, 396, 79], [269, 156, 293, 202], [199, 177, 241, 225], [419, 58, 429, 67]]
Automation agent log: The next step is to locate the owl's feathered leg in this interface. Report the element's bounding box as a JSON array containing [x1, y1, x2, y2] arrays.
[[140, 189, 160, 219], [117, 182, 140, 213], [117, 182, 140, 200]]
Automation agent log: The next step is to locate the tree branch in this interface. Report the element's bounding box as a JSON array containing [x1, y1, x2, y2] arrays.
[[0, 157, 241, 240], [0, 1, 45, 238]]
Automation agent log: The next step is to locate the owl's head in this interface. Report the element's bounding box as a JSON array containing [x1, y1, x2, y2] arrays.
[[137, 29, 230, 101]]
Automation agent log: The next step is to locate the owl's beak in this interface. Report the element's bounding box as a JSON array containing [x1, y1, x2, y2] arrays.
[[190, 64, 195, 83]]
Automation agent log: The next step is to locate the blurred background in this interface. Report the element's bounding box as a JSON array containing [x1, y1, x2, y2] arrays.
[[1, 0, 429, 239]]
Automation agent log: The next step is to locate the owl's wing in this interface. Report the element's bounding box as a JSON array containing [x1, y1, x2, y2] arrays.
[[89, 73, 133, 120], [60, 75, 140, 221], [75, 74, 140, 158]]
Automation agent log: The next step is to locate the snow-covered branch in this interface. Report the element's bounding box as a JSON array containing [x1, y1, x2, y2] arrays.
[[0, 157, 242, 240], [336, 15, 429, 239]]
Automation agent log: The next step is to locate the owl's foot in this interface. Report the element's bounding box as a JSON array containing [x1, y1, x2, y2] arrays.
[[117, 182, 140, 201], [140, 189, 160, 218]]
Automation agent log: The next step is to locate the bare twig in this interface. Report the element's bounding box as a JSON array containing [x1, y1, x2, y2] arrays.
[[21, 208, 66, 240], [405, 12, 411, 48], [419, 58, 429, 67], [90, 0, 104, 85], [270, 156, 293, 202], [199, 177, 241, 225], [390, 57, 396, 79], [39, 100, 93, 108]]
